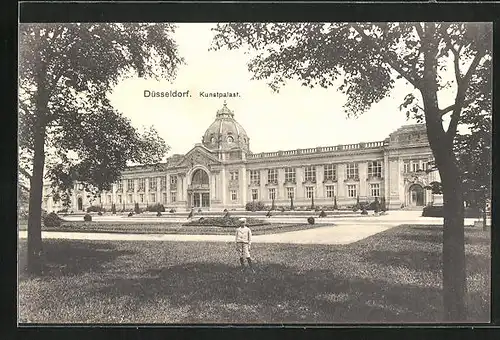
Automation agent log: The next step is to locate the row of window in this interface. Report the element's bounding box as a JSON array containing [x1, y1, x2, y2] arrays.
[[239, 183, 381, 202], [403, 159, 432, 173], [248, 161, 383, 185], [116, 176, 178, 193], [113, 192, 178, 204]]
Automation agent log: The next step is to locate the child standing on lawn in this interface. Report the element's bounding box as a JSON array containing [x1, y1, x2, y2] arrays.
[[235, 218, 254, 272]]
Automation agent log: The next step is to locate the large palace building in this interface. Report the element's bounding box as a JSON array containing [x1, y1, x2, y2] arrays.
[[42, 102, 441, 212]]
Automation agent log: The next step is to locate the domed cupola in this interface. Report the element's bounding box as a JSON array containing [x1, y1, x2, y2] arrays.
[[202, 101, 250, 153]]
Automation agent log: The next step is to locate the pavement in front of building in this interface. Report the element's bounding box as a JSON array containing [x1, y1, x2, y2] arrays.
[[17, 223, 394, 245], [19, 210, 489, 245]]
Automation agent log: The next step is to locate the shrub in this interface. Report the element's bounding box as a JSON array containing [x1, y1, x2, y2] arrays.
[[43, 212, 62, 228], [352, 206, 359, 212], [128, 212, 134, 217], [97, 211, 103, 216], [169, 208, 176, 213], [57, 208, 68, 214], [280, 207, 285, 212], [307, 217, 315, 225], [361, 208, 368, 215], [111, 204, 116, 214], [245, 201, 267, 211], [198, 208, 202, 213], [223, 208, 228, 212], [84, 214, 92, 222], [319, 210, 327, 218], [86, 205, 102, 213], [156, 211, 162, 217], [184, 216, 268, 227], [134, 203, 140, 214]]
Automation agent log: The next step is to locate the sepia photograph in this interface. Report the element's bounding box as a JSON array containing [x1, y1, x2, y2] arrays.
[[18, 22, 492, 324]]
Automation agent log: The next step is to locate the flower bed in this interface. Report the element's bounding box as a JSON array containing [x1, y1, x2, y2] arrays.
[[183, 216, 269, 227]]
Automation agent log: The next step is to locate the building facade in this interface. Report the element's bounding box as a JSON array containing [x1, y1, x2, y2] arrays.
[[42, 102, 441, 212]]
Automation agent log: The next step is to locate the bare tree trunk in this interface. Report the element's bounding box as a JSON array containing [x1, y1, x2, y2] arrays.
[[439, 153, 467, 321], [27, 118, 46, 275]]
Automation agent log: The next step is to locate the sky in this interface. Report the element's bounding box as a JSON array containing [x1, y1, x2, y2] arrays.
[[108, 23, 459, 156]]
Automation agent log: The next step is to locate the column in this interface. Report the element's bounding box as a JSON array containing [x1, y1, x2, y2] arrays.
[[359, 162, 368, 198], [181, 174, 188, 203], [384, 152, 389, 200], [221, 168, 227, 206], [133, 179, 138, 205], [296, 167, 304, 199], [156, 177, 161, 205], [316, 165, 324, 198], [259, 169, 266, 202], [241, 167, 247, 206], [277, 168, 285, 200], [337, 164, 346, 198], [145, 178, 149, 206]]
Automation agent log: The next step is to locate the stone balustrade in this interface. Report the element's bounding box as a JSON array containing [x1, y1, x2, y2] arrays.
[[248, 140, 385, 159]]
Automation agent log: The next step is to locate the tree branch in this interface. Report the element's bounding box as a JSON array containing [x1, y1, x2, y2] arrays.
[[446, 51, 484, 140], [414, 23, 424, 40], [19, 166, 33, 179], [351, 25, 421, 89]]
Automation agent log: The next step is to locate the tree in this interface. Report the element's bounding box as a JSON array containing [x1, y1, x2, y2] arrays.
[[211, 22, 492, 321], [424, 181, 444, 195], [455, 119, 491, 227], [19, 23, 184, 274]]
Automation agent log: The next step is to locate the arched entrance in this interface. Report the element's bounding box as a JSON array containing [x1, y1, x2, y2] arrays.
[[408, 184, 424, 206], [77, 197, 83, 211], [189, 169, 210, 208]]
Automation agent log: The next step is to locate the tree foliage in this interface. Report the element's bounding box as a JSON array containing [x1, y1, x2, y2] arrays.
[[19, 23, 183, 274], [211, 22, 492, 321], [19, 23, 181, 195]]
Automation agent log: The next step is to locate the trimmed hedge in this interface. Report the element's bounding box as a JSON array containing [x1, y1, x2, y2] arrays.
[[84, 214, 92, 222], [183, 216, 269, 227], [422, 205, 481, 218], [307, 217, 315, 225], [245, 201, 268, 211]]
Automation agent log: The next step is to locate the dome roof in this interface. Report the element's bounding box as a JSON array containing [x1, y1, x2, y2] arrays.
[[202, 101, 250, 152]]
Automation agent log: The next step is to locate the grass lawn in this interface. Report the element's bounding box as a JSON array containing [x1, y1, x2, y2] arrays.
[[17, 224, 490, 324], [18, 221, 321, 235]]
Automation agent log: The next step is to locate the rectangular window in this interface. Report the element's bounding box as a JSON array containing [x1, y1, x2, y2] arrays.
[[404, 162, 410, 173], [251, 189, 258, 201], [163, 192, 167, 203], [286, 187, 295, 199], [149, 178, 157, 191], [128, 194, 133, 203], [368, 161, 382, 178], [305, 186, 314, 199], [347, 184, 357, 198], [170, 175, 178, 185], [118, 195, 122, 204], [139, 193, 144, 203], [127, 179, 134, 192], [411, 161, 419, 172], [160, 176, 167, 190], [304, 166, 316, 182], [118, 181, 124, 192], [326, 185, 335, 198], [370, 183, 380, 197], [268, 188, 276, 200], [324, 164, 337, 181], [107, 195, 112, 204], [170, 192, 177, 203], [346, 163, 359, 179], [268, 169, 278, 184], [284, 167, 296, 183], [250, 170, 260, 184], [150, 193, 156, 203], [230, 190, 238, 201], [230, 171, 239, 181], [138, 178, 146, 192]]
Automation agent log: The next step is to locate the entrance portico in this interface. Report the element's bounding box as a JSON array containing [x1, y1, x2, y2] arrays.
[[187, 167, 211, 209]]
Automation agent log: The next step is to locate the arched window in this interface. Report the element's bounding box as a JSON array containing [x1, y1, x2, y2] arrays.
[[227, 136, 234, 143], [191, 169, 209, 185]]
